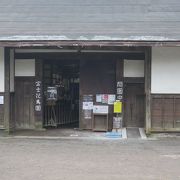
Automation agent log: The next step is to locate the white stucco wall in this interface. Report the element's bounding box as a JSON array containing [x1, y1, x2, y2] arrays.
[[15, 59, 35, 76], [0, 48, 4, 92], [152, 47, 180, 94], [124, 60, 144, 77]]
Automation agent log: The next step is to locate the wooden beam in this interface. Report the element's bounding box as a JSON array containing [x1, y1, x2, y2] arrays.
[[14, 46, 145, 52], [10, 49, 15, 92], [124, 77, 145, 84], [4, 48, 11, 133], [0, 40, 180, 48], [14, 52, 145, 60], [34, 59, 44, 129], [116, 60, 123, 82], [116, 59, 124, 126], [145, 47, 152, 134]]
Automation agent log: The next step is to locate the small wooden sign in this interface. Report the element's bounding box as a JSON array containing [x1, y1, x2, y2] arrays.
[[114, 101, 122, 113], [47, 87, 58, 101], [93, 105, 109, 114], [113, 117, 122, 129]]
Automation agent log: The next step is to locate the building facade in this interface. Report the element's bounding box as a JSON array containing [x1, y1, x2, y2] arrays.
[[0, 0, 180, 133]]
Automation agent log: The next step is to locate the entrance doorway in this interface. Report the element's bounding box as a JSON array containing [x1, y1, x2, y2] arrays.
[[124, 83, 145, 127], [43, 59, 79, 129]]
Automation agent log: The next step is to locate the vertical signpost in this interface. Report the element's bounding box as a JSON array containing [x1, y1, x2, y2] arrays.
[[34, 59, 43, 129], [113, 101, 122, 132], [35, 81, 42, 112], [106, 60, 124, 137], [116, 81, 123, 101], [112, 80, 124, 136], [34, 79, 43, 129], [82, 95, 93, 120]]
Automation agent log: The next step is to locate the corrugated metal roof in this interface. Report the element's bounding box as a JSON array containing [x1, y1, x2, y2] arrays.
[[0, 0, 180, 41]]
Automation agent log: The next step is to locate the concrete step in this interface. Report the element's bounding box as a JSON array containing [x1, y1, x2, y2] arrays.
[[126, 127, 147, 139], [127, 127, 141, 139]]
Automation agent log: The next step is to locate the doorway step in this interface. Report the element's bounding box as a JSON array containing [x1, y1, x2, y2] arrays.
[[127, 127, 147, 139]]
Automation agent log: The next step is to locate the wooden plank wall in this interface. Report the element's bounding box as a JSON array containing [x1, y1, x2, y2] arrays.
[[151, 95, 180, 131], [80, 56, 116, 130], [15, 77, 35, 129]]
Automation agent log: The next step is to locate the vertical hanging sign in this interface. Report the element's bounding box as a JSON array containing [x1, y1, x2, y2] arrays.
[[113, 81, 124, 131], [34, 59, 44, 128], [35, 81, 42, 112], [116, 81, 123, 101]]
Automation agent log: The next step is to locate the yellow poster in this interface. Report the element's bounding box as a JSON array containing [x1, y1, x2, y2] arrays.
[[113, 101, 122, 113]]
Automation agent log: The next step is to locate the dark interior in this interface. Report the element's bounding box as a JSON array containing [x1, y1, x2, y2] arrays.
[[43, 59, 80, 128]]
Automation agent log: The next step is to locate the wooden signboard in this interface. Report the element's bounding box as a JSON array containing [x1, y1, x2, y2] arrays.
[[114, 101, 122, 113]]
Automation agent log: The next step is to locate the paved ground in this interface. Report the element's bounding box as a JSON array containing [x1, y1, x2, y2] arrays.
[[10, 128, 127, 139], [0, 137, 180, 180], [10, 128, 109, 138]]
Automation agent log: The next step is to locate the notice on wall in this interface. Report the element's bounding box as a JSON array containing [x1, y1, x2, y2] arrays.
[[113, 117, 122, 129], [108, 94, 116, 105], [83, 102, 93, 110], [47, 87, 58, 101], [0, 96, 4, 105], [114, 101, 122, 113], [93, 105, 108, 114], [102, 94, 108, 104], [96, 94, 116, 105], [96, 94, 102, 103], [83, 95, 93, 102], [82, 95, 93, 119]]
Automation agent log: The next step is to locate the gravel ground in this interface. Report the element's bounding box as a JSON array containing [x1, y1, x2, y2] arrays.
[[0, 137, 180, 180]]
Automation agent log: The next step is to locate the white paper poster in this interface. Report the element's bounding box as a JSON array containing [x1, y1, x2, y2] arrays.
[[93, 105, 108, 114], [96, 94, 102, 103], [102, 94, 108, 104], [108, 94, 116, 105], [83, 102, 93, 110], [0, 96, 4, 105]]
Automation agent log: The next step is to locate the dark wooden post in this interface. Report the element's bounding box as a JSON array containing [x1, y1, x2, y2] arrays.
[[34, 59, 44, 129], [10, 49, 15, 131], [4, 48, 11, 133], [79, 58, 83, 130], [10, 49, 15, 93], [116, 60, 124, 82], [145, 47, 152, 134], [116, 59, 124, 126]]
